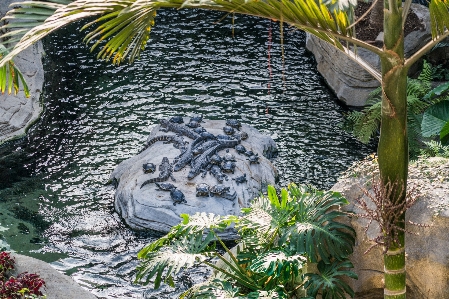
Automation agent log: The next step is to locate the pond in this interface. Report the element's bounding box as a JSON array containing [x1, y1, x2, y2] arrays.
[[0, 9, 375, 298]]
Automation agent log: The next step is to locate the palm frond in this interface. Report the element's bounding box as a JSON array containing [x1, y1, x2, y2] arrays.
[[429, 0, 449, 39], [0, 44, 29, 96], [135, 231, 215, 288], [247, 250, 306, 288], [280, 186, 355, 263], [304, 260, 357, 299]]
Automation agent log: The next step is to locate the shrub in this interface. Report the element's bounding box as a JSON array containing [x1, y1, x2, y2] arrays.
[[135, 184, 357, 299]]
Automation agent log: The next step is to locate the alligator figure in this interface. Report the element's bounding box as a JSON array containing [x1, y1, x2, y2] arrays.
[[188, 139, 240, 180], [141, 157, 175, 188], [140, 134, 188, 153], [159, 119, 200, 140], [209, 164, 228, 183], [174, 137, 218, 171], [192, 140, 219, 155]]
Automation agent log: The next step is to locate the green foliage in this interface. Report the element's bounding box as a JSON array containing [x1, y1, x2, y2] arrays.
[[421, 100, 449, 144], [419, 140, 449, 158], [135, 184, 357, 298], [344, 60, 449, 157]]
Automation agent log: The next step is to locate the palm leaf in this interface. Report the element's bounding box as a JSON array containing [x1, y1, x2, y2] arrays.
[[429, 0, 449, 39], [135, 231, 215, 288], [421, 100, 449, 137], [304, 260, 357, 299], [279, 186, 355, 263], [247, 250, 306, 288]]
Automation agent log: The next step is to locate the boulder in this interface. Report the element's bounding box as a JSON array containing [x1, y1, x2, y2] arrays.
[[10, 253, 97, 299], [332, 157, 449, 298], [111, 119, 278, 237], [0, 0, 44, 144], [305, 4, 436, 107]]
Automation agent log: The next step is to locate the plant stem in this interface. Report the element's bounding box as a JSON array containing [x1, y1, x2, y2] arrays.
[[378, 1, 408, 298]]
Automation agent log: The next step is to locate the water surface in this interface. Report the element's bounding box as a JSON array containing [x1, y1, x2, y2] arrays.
[[0, 9, 375, 298]]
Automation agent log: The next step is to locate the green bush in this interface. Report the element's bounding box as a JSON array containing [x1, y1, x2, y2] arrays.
[[343, 60, 449, 158], [135, 184, 357, 299]]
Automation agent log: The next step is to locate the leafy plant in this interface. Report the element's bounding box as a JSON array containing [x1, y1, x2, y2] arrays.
[[0, 252, 46, 299], [135, 184, 357, 299], [421, 100, 449, 145], [344, 61, 449, 157]]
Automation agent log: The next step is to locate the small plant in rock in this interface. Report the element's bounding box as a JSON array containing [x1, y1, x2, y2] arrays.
[[0, 252, 46, 299], [135, 184, 357, 299]]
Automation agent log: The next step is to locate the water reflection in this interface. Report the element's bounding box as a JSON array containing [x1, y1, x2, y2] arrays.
[[0, 9, 375, 298]]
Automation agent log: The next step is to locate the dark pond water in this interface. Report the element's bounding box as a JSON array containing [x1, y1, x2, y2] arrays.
[[0, 9, 375, 298]]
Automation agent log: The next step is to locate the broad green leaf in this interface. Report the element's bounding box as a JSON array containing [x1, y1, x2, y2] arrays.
[[440, 120, 449, 144], [422, 101, 449, 137]]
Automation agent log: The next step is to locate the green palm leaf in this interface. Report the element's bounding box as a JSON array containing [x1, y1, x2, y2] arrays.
[[304, 260, 357, 299], [247, 250, 306, 288], [421, 100, 449, 137], [135, 231, 215, 288], [279, 186, 355, 263]]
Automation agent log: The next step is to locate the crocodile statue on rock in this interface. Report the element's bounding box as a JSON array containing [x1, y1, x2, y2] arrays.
[[141, 157, 175, 188], [140, 134, 188, 154], [160, 118, 200, 140]]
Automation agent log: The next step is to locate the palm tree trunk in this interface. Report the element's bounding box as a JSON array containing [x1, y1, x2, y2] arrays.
[[378, 2, 408, 299]]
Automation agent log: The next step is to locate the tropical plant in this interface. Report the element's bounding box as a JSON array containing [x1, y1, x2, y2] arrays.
[[2, 0, 449, 297], [135, 184, 357, 298], [0, 252, 47, 299], [344, 60, 449, 157]]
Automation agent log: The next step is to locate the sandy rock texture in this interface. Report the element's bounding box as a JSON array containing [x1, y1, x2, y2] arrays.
[[0, 0, 44, 144], [111, 119, 278, 237], [332, 156, 449, 298]]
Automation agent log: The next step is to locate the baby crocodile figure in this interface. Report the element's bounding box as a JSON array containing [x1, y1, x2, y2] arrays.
[[155, 182, 176, 191], [226, 119, 242, 129], [142, 163, 156, 174], [232, 174, 247, 185], [171, 188, 187, 206], [233, 131, 248, 141], [169, 116, 184, 124], [140, 134, 187, 153], [235, 144, 247, 155], [210, 184, 231, 197], [186, 120, 201, 128], [221, 160, 236, 174], [190, 114, 204, 123], [247, 153, 260, 164], [159, 119, 200, 140], [209, 164, 228, 183], [141, 157, 175, 188], [196, 183, 210, 197], [223, 126, 235, 135]]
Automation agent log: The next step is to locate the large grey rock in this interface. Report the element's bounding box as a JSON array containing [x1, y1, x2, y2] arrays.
[[0, 0, 44, 144], [306, 4, 433, 107], [111, 119, 278, 237], [10, 253, 97, 299], [332, 157, 449, 298]]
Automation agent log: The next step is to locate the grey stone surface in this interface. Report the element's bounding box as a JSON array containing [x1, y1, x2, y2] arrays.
[[0, 0, 44, 144], [111, 119, 278, 237], [305, 4, 432, 107], [332, 157, 449, 298], [10, 253, 97, 299]]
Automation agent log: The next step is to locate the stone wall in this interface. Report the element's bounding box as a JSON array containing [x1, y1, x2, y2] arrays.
[[306, 4, 438, 107], [0, 0, 44, 144]]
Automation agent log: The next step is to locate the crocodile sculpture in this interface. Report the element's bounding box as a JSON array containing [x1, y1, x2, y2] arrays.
[[209, 164, 228, 183], [140, 134, 188, 153], [188, 139, 240, 180], [159, 118, 200, 140], [174, 136, 218, 171], [141, 157, 175, 188]]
